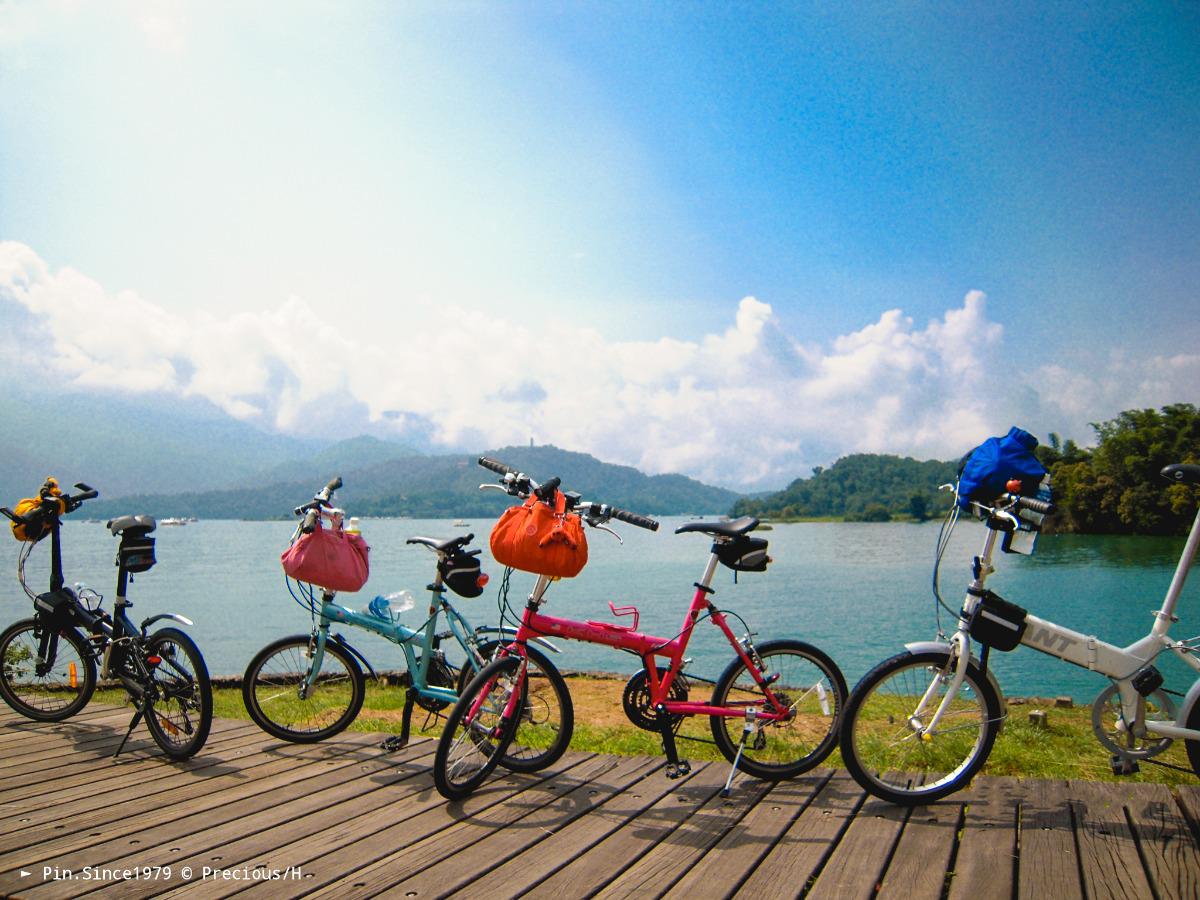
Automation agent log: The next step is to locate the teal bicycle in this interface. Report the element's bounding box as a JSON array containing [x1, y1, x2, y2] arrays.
[[242, 477, 571, 771]]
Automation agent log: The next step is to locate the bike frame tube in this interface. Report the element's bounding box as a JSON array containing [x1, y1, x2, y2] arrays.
[[509, 553, 793, 722]]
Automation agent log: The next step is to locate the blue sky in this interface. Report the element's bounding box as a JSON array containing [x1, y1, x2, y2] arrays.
[[1, 3, 1196, 488]]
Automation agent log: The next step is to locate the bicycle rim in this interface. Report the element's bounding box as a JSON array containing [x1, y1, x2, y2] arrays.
[[842, 651, 1000, 805], [0, 621, 95, 721]]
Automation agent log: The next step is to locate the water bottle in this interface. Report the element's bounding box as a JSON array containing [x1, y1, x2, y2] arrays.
[[366, 590, 415, 623], [345, 517, 361, 535], [73, 582, 103, 611]]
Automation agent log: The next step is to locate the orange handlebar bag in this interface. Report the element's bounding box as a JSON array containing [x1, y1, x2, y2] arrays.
[[490, 489, 588, 578]]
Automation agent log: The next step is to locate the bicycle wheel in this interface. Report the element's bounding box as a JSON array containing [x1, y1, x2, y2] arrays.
[[466, 642, 573, 773], [1185, 683, 1200, 777], [143, 628, 213, 759], [435, 656, 521, 800], [840, 649, 1002, 805], [0, 619, 96, 721], [243, 635, 365, 742], [710, 639, 847, 780]]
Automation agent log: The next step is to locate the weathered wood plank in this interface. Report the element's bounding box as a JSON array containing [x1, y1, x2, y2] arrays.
[[14, 742, 439, 900], [374, 758, 662, 897], [876, 799, 962, 900], [0, 733, 396, 868], [447, 760, 688, 900], [1122, 781, 1200, 900], [162, 753, 599, 900], [522, 762, 731, 900], [733, 770, 863, 898], [1067, 779, 1153, 900], [806, 793, 908, 899], [663, 770, 835, 900], [1016, 778, 1082, 900], [339, 754, 655, 900], [591, 774, 773, 899], [946, 775, 1019, 900], [2, 740, 435, 899]]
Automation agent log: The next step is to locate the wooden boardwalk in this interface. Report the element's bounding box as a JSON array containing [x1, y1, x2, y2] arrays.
[[1, 705, 1198, 899]]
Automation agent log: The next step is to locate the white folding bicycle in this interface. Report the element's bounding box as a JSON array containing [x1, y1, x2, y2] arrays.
[[839, 463, 1200, 805]]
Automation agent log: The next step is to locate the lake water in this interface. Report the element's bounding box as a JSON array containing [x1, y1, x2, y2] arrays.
[[7, 517, 1199, 704]]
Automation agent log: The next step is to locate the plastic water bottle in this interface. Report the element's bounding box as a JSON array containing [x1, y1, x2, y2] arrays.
[[366, 590, 415, 623], [345, 517, 361, 535]]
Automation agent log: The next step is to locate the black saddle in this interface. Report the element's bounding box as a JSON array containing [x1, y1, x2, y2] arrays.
[[407, 534, 473, 553], [1162, 464, 1200, 486], [674, 516, 759, 538], [107, 515, 156, 536]]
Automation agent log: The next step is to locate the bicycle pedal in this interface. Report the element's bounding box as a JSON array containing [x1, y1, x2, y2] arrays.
[[1110, 755, 1139, 776], [665, 760, 692, 779], [380, 736, 408, 752]]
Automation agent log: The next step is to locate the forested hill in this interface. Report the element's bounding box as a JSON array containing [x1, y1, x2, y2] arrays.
[[732, 454, 959, 522], [83, 445, 741, 521], [733, 404, 1200, 535]]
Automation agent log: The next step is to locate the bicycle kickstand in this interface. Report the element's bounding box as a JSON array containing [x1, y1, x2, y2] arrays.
[[722, 708, 757, 798], [656, 704, 691, 779], [114, 702, 147, 759], [382, 688, 417, 752]]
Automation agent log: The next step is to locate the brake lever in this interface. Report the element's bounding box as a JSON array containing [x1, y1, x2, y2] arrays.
[[586, 519, 623, 544]]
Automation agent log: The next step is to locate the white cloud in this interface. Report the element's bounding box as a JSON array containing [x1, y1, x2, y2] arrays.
[[0, 242, 1191, 489]]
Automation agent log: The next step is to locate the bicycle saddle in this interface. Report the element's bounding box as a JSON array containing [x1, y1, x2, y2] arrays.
[[407, 534, 473, 553], [107, 514, 157, 536], [1162, 464, 1200, 486], [674, 516, 759, 538]]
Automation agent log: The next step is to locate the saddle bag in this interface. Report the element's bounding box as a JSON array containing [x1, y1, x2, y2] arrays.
[[713, 535, 770, 572]]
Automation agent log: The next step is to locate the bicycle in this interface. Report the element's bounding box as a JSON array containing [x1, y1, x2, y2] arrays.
[[0, 478, 213, 759], [242, 477, 570, 772], [433, 457, 847, 800], [838, 463, 1200, 805]]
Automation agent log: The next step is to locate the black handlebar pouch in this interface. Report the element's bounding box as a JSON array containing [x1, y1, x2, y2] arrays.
[[967, 591, 1027, 651]]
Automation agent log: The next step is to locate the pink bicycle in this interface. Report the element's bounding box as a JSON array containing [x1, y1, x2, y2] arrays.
[[432, 457, 847, 800]]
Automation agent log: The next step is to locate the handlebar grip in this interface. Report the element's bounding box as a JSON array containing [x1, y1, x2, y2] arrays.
[[300, 508, 320, 534], [1016, 495, 1055, 516], [535, 477, 561, 501], [71, 488, 99, 503], [315, 476, 342, 504], [612, 508, 660, 531], [478, 456, 518, 476]]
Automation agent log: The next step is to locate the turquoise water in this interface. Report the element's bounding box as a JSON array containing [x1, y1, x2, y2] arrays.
[[7, 517, 1199, 703]]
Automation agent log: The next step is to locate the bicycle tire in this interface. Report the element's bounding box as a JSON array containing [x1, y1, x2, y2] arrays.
[[243, 635, 365, 743], [466, 642, 574, 773], [0, 619, 96, 721], [143, 628, 213, 759], [840, 649, 1002, 805], [709, 639, 847, 780], [435, 655, 522, 800], [1185, 684, 1200, 777]]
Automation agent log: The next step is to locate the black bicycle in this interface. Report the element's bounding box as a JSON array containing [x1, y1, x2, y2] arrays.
[[0, 479, 213, 759]]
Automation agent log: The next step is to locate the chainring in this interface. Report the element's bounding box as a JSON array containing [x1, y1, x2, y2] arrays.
[[622, 667, 688, 732], [414, 655, 458, 713], [1090, 683, 1176, 760]]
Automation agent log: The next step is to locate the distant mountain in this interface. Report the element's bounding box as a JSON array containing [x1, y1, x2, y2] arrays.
[[0, 388, 320, 505], [732, 453, 960, 521], [244, 435, 421, 488], [84, 445, 742, 520]]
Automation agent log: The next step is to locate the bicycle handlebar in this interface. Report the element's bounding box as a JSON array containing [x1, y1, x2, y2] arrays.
[[300, 508, 321, 534], [1011, 493, 1055, 516], [477, 457, 659, 532], [479, 456, 518, 477]]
